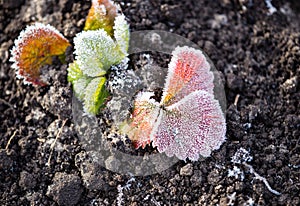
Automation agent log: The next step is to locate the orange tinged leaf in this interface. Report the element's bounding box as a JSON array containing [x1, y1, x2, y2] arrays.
[[10, 23, 70, 86], [84, 0, 118, 36]]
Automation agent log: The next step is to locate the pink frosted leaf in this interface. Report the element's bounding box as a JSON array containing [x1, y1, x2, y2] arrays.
[[119, 46, 226, 160], [161, 46, 214, 106], [120, 92, 160, 149], [152, 90, 226, 161]]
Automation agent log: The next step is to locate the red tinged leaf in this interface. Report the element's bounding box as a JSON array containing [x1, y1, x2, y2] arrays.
[[120, 92, 160, 149], [161, 46, 214, 106], [152, 90, 226, 161], [10, 23, 70, 86]]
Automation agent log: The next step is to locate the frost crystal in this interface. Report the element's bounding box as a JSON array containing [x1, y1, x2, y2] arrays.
[[121, 46, 226, 161], [245, 198, 255, 206], [108, 58, 129, 90], [10, 22, 70, 86], [231, 147, 253, 164], [265, 0, 277, 15], [227, 192, 236, 206], [74, 29, 125, 77], [228, 165, 245, 181], [230, 147, 281, 196]]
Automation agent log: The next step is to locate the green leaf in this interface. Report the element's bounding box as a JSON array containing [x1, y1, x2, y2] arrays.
[[67, 61, 83, 83], [83, 76, 110, 115], [113, 15, 130, 54], [74, 29, 125, 77], [73, 76, 92, 100]]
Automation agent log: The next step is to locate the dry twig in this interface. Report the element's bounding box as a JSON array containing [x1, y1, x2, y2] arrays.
[[46, 119, 68, 166]]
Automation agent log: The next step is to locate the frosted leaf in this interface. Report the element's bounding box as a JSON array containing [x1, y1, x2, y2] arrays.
[[119, 46, 225, 160], [83, 77, 110, 115], [113, 15, 130, 55], [120, 92, 160, 149], [152, 90, 226, 161], [84, 0, 118, 35], [67, 62, 83, 83], [74, 30, 125, 77], [10, 22, 70, 86], [161, 46, 214, 106], [68, 61, 112, 115], [73, 76, 92, 100], [69, 0, 130, 115]]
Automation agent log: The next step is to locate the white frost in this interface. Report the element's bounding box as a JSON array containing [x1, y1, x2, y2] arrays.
[[265, 0, 277, 15], [231, 147, 281, 196]]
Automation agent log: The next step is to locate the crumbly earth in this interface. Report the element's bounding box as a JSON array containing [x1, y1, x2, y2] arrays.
[[0, 0, 299, 205]]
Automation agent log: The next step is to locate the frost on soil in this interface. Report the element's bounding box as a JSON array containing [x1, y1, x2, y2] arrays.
[[106, 55, 166, 125], [230, 148, 281, 196]]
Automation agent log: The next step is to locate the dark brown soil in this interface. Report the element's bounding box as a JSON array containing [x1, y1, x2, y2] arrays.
[[0, 0, 299, 205]]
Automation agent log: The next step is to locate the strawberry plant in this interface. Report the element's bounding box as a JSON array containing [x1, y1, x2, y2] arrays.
[[10, 0, 129, 115], [120, 46, 226, 161], [10, 0, 226, 162], [68, 14, 129, 114]]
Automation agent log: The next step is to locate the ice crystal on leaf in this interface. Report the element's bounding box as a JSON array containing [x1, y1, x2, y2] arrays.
[[68, 57, 110, 115], [113, 15, 130, 54], [73, 29, 126, 77], [67, 62, 83, 83], [67, 0, 130, 115], [68, 62, 91, 100], [10, 23, 70, 86], [121, 46, 226, 161]]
